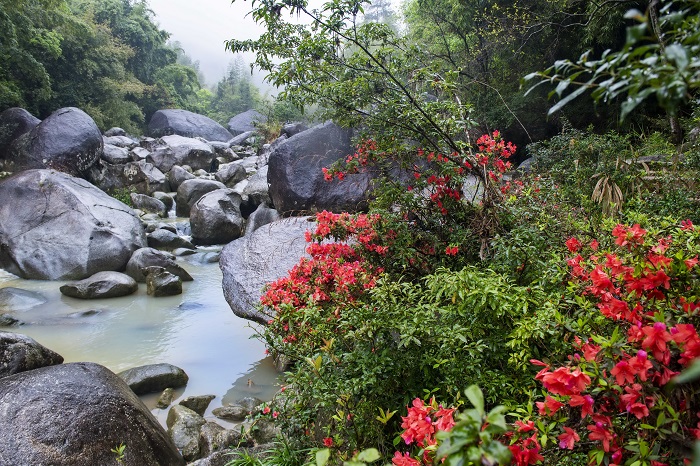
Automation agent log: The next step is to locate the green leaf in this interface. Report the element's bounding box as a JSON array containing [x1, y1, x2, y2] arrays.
[[464, 385, 484, 416], [673, 358, 700, 384], [356, 448, 380, 463], [548, 85, 589, 115], [317, 449, 331, 466], [665, 44, 689, 70]]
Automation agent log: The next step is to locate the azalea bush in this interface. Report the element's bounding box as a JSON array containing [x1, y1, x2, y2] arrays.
[[257, 205, 566, 459], [509, 221, 700, 465]]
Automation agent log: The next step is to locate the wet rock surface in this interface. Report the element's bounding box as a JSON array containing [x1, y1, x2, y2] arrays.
[[0, 362, 185, 466]]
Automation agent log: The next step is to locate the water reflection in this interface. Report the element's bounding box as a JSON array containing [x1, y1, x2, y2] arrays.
[[0, 251, 278, 424]]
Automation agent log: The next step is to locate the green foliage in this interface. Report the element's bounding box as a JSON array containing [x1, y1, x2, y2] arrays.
[[111, 442, 126, 464], [262, 260, 563, 455], [225, 449, 264, 466], [110, 187, 135, 207], [434, 386, 511, 466], [525, 1, 700, 121]]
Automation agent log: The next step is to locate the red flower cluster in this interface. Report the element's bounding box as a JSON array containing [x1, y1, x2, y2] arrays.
[[322, 139, 378, 181], [513, 221, 700, 465], [392, 398, 456, 466], [261, 211, 384, 346]]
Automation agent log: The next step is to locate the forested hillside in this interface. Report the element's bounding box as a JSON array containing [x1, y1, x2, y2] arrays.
[[0, 0, 272, 133]]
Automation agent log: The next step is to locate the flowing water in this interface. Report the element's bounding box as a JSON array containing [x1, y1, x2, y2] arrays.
[[0, 248, 280, 426]]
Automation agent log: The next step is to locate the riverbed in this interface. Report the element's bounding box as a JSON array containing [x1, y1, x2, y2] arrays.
[[0, 248, 280, 425]]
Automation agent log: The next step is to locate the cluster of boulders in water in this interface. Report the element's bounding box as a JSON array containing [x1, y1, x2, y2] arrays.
[[0, 104, 376, 464], [0, 330, 282, 465]]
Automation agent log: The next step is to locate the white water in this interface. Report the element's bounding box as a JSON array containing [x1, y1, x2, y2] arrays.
[[0, 249, 280, 425]]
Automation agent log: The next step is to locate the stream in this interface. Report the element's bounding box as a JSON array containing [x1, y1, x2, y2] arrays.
[[0, 246, 280, 426]]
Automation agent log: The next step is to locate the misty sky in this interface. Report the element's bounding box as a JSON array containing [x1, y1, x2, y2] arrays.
[[148, 0, 265, 87]]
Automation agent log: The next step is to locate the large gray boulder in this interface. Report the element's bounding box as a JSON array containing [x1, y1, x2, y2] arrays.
[[118, 362, 189, 395], [0, 107, 40, 160], [176, 178, 226, 217], [149, 109, 233, 142], [220, 217, 312, 324], [125, 247, 193, 283], [85, 160, 169, 195], [0, 362, 185, 466], [0, 331, 64, 379], [227, 109, 266, 136], [0, 169, 146, 280], [155, 135, 216, 172], [6, 107, 102, 177], [267, 122, 372, 213], [190, 189, 245, 245], [59, 271, 138, 299]]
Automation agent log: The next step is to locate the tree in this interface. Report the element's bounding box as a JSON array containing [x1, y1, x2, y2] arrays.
[[525, 0, 700, 138]]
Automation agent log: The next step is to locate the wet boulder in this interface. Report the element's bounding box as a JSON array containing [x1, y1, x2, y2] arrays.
[[245, 204, 280, 236], [0, 288, 47, 312], [147, 229, 195, 251], [6, 107, 102, 177], [212, 404, 249, 422], [176, 178, 226, 217], [228, 130, 255, 146], [0, 107, 40, 161], [267, 122, 372, 213], [0, 169, 146, 280], [0, 331, 64, 379], [85, 160, 168, 195], [146, 267, 183, 296], [59, 271, 138, 299], [167, 165, 196, 192], [149, 109, 233, 142], [227, 109, 266, 136], [118, 362, 189, 395], [167, 405, 206, 462], [103, 135, 138, 149], [0, 362, 185, 466], [125, 247, 193, 283], [104, 127, 126, 137], [282, 122, 308, 138], [190, 189, 245, 245], [102, 143, 131, 164], [156, 135, 216, 172], [220, 217, 312, 324], [179, 395, 216, 416], [131, 193, 168, 217], [240, 165, 271, 215], [215, 163, 247, 187]]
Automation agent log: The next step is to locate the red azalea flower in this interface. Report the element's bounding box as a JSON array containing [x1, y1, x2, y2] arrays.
[[323, 437, 333, 447], [392, 452, 420, 466], [641, 322, 672, 364], [611, 360, 636, 385], [566, 237, 582, 253], [587, 423, 614, 452], [558, 426, 580, 450], [537, 396, 564, 416], [569, 394, 594, 418], [514, 420, 536, 433]]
